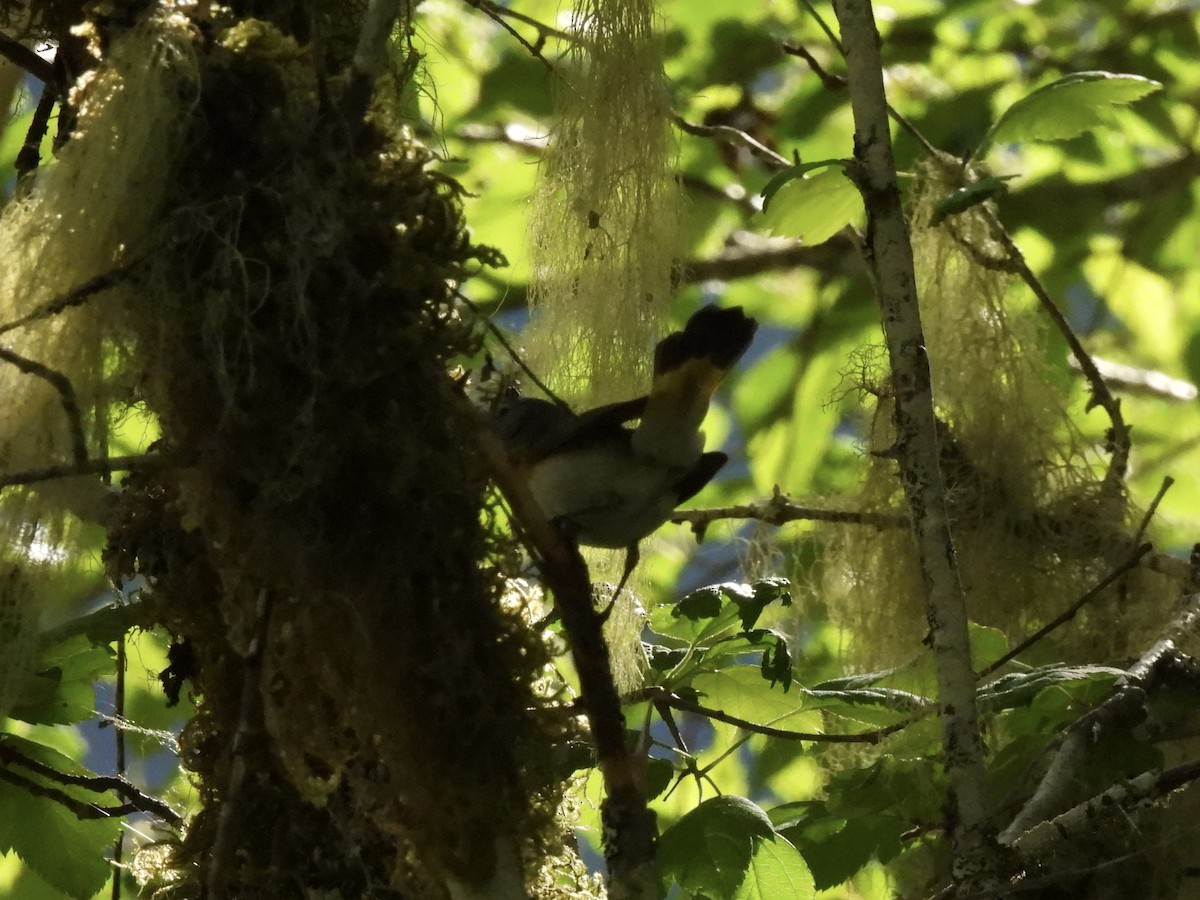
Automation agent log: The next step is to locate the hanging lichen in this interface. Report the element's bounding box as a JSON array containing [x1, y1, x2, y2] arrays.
[[0, 9, 197, 552], [526, 0, 681, 407], [822, 164, 1169, 669]]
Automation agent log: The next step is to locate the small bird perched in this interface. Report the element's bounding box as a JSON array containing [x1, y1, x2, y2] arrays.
[[495, 305, 758, 603]]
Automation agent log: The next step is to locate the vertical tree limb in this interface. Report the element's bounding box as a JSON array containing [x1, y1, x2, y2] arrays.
[[832, 0, 994, 889]]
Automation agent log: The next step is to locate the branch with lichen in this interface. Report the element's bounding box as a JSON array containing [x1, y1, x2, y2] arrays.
[[999, 592, 1200, 847], [833, 0, 994, 888], [1011, 757, 1200, 863], [477, 425, 656, 900]]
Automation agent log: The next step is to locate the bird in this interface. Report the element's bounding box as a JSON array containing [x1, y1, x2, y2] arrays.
[[494, 304, 758, 608]]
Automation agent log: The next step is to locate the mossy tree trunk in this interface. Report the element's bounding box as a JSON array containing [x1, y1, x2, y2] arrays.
[[5, 1, 566, 897]]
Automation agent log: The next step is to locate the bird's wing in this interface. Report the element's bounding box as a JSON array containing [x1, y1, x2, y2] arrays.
[[495, 395, 647, 465], [674, 451, 728, 504]]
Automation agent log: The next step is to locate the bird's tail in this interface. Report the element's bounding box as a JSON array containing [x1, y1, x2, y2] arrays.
[[631, 305, 757, 465]]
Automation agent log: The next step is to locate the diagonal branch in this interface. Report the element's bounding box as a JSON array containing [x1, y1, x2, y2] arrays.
[[463, 0, 570, 67], [0, 741, 181, 827], [999, 592, 1200, 846], [985, 216, 1130, 493], [0, 345, 89, 467], [672, 114, 792, 170], [980, 543, 1153, 678], [0, 33, 55, 83], [476, 421, 656, 898], [0, 261, 140, 339]]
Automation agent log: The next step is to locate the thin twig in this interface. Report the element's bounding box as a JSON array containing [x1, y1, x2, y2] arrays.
[[456, 291, 571, 410], [632, 687, 906, 743], [0, 767, 145, 820], [0, 345, 88, 466], [455, 122, 549, 153], [794, 0, 941, 156], [798, 0, 844, 51], [1134, 476, 1173, 546], [0, 261, 141, 338], [1079, 356, 1197, 402], [0, 745, 181, 826], [464, 0, 559, 71], [674, 233, 858, 285], [980, 543, 1153, 678], [985, 216, 1130, 492], [672, 114, 792, 170], [0, 453, 175, 491], [480, 0, 576, 43], [781, 42, 846, 90]]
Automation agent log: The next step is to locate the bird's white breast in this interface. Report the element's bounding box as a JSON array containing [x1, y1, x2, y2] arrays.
[[525, 445, 688, 549]]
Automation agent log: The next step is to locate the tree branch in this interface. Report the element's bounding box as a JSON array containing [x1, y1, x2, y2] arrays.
[[983, 216, 1130, 493], [671, 487, 905, 540], [833, 0, 993, 887], [1011, 757, 1200, 863], [463, 0, 559, 71], [673, 232, 859, 285], [672, 114, 792, 170], [0, 453, 175, 490], [0, 261, 141, 339], [0, 345, 89, 467], [632, 686, 910, 743], [999, 592, 1200, 846], [476, 423, 656, 898], [0, 740, 181, 827], [781, 41, 846, 90], [0, 33, 55, 83], [980, 543, 1153, 678]]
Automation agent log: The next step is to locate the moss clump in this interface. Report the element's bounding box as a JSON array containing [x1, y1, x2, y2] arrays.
[[70, 4, 573, 897]]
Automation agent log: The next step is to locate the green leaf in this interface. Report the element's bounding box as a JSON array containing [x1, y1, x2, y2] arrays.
[[672, 585, 726, 621], [0, 767, 121, 899], [659, 579, 792, 646], [646, 757, 676, 801], [781, 813, 905, 890], [978, 664, 1124, 714], [981, 71, 1162, 154], [753, 631, 793, 692], [761, 167, 864, 245], [9, 635, 114, 725], [730, 578, 792, 632], [659, 796, 775, 898], [759, 158, 848, 211], [968, 623, 1009, 672], [733, 836, 815, 900], [37, 602, 141, 650]]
